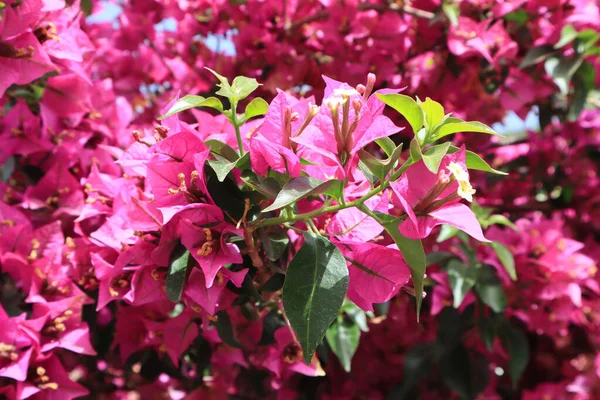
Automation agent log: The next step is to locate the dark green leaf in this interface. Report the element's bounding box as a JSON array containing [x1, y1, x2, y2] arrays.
[[260, 273, 285, 293], [478, 316, 496, 351], [499, 320, 529, 387], [386, 342, 434, 400], [447, 145, 507, 175], [244, 97, 269, 120], [257, 310, 286, 346], [376, 93, 424, 134], [205, 139, 239, 162], [447, 260, 477, 308], [166, 243, 191, 302], [158, 95, 223, 120], [283, 233, 349, 364], [263, 177, 342, 212], [207, 154, 238, 182], [381, 219, 426, 319], [423, 142, 452, 173], [215, 310, 243, 348], [519, 45, 556, 68], [439, 344, 475, 400], [80, 0, 92, 15], [259, 227, 289, 261], [504, 10, 528, 24], [490, 242, 517, 280], [426, 252, 456, 267], [568, 61, 596, 121], [342, 301, 369, 332], [436, 307, 462, 354], [326, 318, 360, 372]]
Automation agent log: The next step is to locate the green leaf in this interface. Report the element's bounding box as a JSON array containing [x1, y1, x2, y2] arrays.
[[555, 24, 578, 49], [342, 301, 369, 332], [568, 61, 596, 121], [499, 320, 529, 387], [0, 156, 15, 182], [207, 152, 249, 182], [447, 260, 477, 308], [263, 176, 342, 212], [166, 243, 191, 302], [426, 252, 456, 267], [215, 310, 243, 348], [437, 224, 459, 243], [476, 266, 507, 313], [381, 219, 426, 319], [574, 29, 600, 54], [260, 273, 285, 293], [504, 10, 528, 24], [259, 227, 290, 261], [244, 97, 269, 120], [519, 45, 556, 68], [230, 76, 261, 101], [283, 233, 349, 364], [80, 0, 92, 15], [485, 214, 518, 230], [376, 93, 424, 134], [433, 121, 499, 141], [447, 145, 507, 175], [158, 95, 223, 120], [205, 67, 230, 87], [545, 56, 584, 94], [489, 242, 517, 280], [439, 345, 483, 400], [358, 143, 403, 181], [422, 142, 452, 173], [326, 318, 360, 372], [442, 2, 459, 26], [375, 137, 397, 157], [386, 342, 434, 399], [420, 97, 445, 134], [478, 283, 507, 313], [409, 138, 422, 163]]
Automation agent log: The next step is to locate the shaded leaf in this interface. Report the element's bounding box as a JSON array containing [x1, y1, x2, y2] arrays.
[[519, 45, 556, 68], [375, 137, 397, 157], [166, 243, 191, 302], [326, 318, 360, 372], [499, 320, 529, 387], [215, 310, 243, 348], [447, 260, 477, 308], [358, 143, 403, 181], [490, 242, 517, 280]]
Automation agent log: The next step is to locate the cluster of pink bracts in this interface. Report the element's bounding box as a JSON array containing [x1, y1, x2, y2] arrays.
[[1, 0, 600, 399]]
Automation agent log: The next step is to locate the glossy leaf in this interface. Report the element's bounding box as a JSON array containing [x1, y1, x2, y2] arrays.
[[375, 137, 397, 157], [434, 121, 499, 141], [215, 310, 243, 348], [158, 95, 223, 120], [244, 97, 269, 120], [283, 233, 349, 364], [377, 93, 424, 134], [166, 243, 191, 302], [420, 97, 445, 133]]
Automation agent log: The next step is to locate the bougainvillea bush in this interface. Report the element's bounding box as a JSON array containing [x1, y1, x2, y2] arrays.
[[1, 0, 599, 399]]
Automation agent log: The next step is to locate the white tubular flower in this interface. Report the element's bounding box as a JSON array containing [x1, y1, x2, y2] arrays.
[[333, 88, 360, 98], [323, 97, 347, 111], [447, 162, 476, 202]]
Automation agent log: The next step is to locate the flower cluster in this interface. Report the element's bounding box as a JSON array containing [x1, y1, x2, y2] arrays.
[[0, 0, 599, 399]]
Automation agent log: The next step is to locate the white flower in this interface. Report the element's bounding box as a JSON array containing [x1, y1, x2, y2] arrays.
[[447, 162, 476, 202]]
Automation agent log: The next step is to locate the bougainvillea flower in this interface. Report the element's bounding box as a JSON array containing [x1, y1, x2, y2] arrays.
[[390, 146, 489, 242]]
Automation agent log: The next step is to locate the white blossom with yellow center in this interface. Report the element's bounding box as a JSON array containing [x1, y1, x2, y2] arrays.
[[447, 162, 476, 202]]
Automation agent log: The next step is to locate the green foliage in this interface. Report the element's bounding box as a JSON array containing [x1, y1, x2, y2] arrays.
[[166, 243, 191, 302], [263, 177, 342, 212], [283, 233, 349, 364]]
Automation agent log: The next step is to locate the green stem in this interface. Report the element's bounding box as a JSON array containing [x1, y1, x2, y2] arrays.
[[231, 101, 245, 156], [256, 158, 414, 228]]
